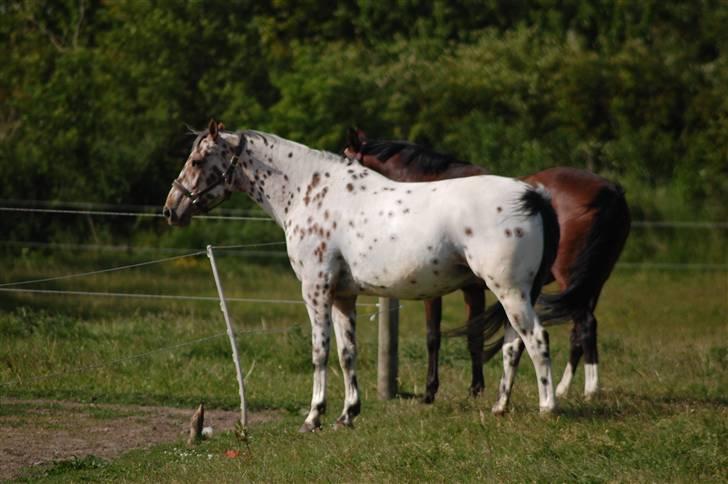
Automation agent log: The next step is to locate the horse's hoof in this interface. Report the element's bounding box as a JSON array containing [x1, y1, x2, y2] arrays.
[[334, 418, 354, 430], [555, 382, 570, 398], [539, 405, 558, 417], [491, 404, 508, 416], [298, 421, 321, 433], [422, 393, 435, 404], [469, 386, 484, 398], [584, 390, 598, 401]]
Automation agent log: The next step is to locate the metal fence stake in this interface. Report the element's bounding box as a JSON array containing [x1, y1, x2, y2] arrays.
[[207, 244, 247, 430]]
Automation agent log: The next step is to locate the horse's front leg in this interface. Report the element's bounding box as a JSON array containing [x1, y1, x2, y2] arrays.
[[463, 285, 486, 397], [423, 297, 442, 404], [299, 282, 333, 433], [332, 296, 361, 427]]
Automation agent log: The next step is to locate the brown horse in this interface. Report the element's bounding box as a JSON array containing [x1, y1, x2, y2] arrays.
[[344, 128, 630, 408]]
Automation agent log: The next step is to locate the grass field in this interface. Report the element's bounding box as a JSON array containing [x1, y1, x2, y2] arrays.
[[0, 249, 726, 482]]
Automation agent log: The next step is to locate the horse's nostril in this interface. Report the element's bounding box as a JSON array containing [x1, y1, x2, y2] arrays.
[[162, 207, 171, 218]]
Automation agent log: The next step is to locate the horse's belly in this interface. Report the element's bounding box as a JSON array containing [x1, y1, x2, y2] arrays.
[[351, 260, 477, 299]]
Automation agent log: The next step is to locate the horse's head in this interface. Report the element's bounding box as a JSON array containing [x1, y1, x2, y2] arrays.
[[343, 127, 368, 160], [342, 127, 397, 175], [163, 119, 246, 226]]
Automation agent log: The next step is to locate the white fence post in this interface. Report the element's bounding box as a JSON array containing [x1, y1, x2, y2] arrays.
[[377, 297, 399, 400], [206, 245, 247, 430]]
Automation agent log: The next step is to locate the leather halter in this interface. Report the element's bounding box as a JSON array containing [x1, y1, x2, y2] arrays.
[[173, 131, 246, 213]]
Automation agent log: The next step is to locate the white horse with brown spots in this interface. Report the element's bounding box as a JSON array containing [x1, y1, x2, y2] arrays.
[[164, 120, 561, 431]]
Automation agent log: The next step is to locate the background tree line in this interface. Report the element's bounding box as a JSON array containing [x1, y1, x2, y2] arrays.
[[0, 0, 725, 256]]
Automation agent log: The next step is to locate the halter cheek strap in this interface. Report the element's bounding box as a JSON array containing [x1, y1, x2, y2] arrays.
[[224, 133, 246, 184], [174, 132, 246, 213]]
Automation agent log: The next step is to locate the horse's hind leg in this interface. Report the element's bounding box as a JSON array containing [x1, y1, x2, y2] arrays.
[[556, 319, 584, 398], [582, 309, 599, 399], [498, 289, 556, 413], [332, 296, 361, 427], [463, 285, 486, 396], [491, 323, 524, 415], [423, 298, 442, 404]]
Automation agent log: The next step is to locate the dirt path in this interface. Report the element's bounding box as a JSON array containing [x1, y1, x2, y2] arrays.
[[0, 398, 279, 481]]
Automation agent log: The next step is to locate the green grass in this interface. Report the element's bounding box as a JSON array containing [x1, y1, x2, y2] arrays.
[[1, 250, 727, 482], [18, 399, 727, 483]]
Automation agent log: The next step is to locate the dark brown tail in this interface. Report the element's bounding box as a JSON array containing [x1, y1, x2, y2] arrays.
[[538, 184, 630, 322]]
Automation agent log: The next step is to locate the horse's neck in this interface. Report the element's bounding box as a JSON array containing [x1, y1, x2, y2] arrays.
[[362, 154, 487, 182], [236, 132, 339, 227]]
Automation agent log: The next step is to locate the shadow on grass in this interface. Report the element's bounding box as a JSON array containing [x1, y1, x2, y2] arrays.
[[555, 390, 728, 420], [395, 391, 422, 401]]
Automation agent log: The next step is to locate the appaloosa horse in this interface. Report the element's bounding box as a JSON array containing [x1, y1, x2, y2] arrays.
[[344, 128, 630, 407], [164, 120, 560, 431]]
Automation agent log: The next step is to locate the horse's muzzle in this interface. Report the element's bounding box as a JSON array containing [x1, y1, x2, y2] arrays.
[[163, 206, 177, 225], [163, 205, 191, 226]]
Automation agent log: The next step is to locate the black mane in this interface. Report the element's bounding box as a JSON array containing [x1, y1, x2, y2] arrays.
[[360, 139, 473, 174]]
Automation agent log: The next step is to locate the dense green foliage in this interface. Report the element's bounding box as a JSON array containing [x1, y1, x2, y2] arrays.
[[0, 1, 726, 249]]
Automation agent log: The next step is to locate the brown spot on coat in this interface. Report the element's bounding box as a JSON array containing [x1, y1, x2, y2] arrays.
[[311, 173, 321, 187]]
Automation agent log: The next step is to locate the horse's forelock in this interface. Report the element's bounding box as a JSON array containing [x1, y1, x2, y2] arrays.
[[185, 127, 209, 151]]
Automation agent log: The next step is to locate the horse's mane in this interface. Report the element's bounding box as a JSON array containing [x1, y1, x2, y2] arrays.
[[360, 139, 472, 174]]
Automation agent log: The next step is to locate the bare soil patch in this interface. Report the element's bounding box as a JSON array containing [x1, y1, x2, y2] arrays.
[[0, 398, 279, 481]]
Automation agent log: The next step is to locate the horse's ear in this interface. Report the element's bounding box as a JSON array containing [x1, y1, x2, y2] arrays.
[[208, 118, 218, 140], [217, 122, 225, 132], [356, 128, 368, 143], [346, 127, 365, 151]]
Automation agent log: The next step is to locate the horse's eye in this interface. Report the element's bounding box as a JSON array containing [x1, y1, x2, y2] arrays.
[[191, 157, 205, 167]]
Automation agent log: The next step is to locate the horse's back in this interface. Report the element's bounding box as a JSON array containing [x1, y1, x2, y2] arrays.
[[522, 167, 622, 214], [332, 173, 544, 298]]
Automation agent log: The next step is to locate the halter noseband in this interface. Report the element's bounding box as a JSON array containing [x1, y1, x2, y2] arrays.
[[173, 131, 246, 213]]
